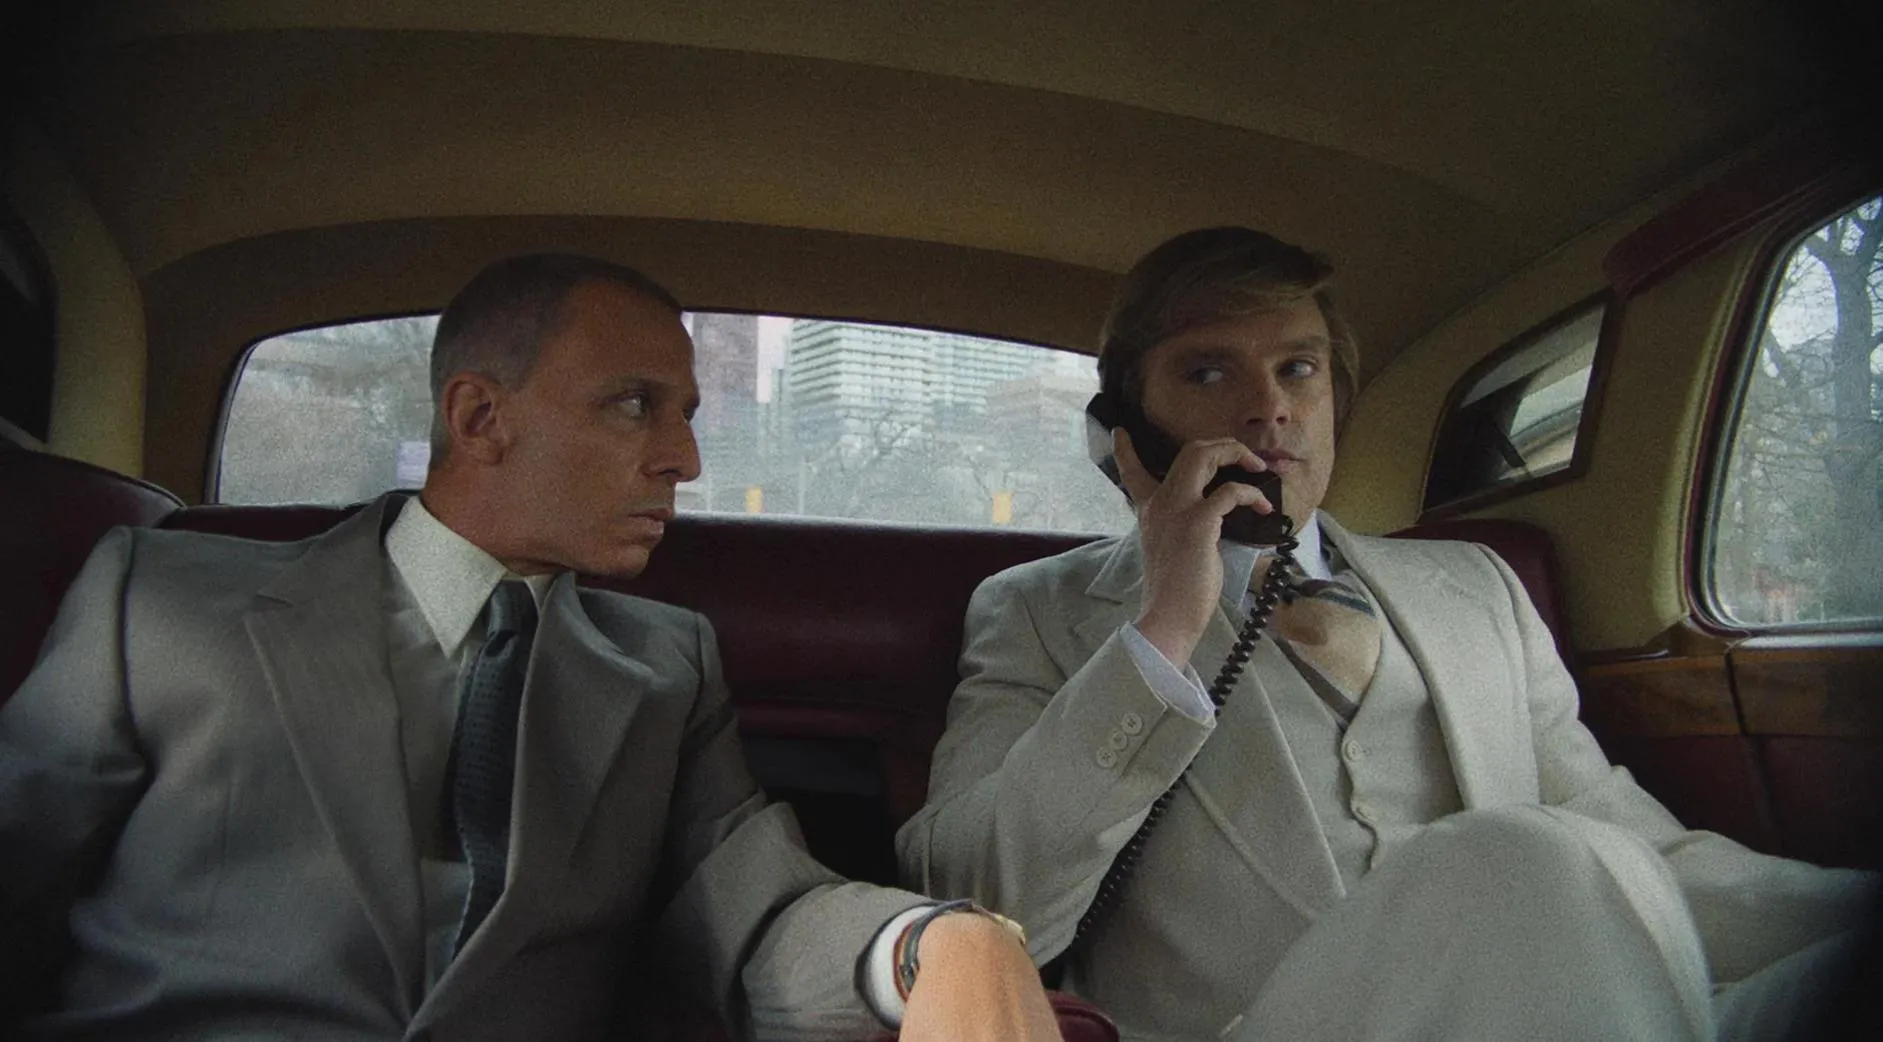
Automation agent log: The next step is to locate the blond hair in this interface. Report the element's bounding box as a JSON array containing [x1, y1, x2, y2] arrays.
[[1098, 227, 1360, 429]]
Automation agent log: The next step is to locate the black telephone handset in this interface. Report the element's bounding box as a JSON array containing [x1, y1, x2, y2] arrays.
[[1085, 392, 1292, 545], [1071, 391, 1303, 945]]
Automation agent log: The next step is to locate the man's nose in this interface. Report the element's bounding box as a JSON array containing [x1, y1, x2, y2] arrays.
[[650, 418, 703, 483], [1241, 374, 1291, 427]]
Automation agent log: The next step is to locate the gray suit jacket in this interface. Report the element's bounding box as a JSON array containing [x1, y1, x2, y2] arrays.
[[897, 515, 1872, 1040], [1, 496, 920, 1041]]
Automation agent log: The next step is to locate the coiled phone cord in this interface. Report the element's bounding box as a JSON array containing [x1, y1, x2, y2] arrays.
[[1072, 522, 1302, 944]]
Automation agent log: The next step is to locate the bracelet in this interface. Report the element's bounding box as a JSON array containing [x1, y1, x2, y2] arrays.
[[893, 900, 1028, 1000]]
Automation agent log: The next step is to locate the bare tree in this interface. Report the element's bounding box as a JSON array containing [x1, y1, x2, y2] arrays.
[[1716, 196, 1883, 622]]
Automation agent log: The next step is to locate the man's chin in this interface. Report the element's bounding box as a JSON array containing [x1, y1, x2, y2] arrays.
[[591, 550, 659, 580], [1277, 477, 1327, 525], [582, 539, 659, 581]]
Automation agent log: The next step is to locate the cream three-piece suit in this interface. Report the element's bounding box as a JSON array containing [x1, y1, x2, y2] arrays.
[[898, 514, 1875, 1041], [0, 496, 919, 1041]]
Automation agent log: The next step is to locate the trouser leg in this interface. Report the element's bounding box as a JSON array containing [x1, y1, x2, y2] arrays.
[[1233, 805, 1714, 1042], [1714, 929, 1875, 1042]]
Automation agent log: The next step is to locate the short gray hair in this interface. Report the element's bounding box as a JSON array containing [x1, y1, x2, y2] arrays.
[[428, 254, 681, 453]]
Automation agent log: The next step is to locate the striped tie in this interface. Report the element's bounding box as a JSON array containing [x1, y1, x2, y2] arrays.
[[446, 579, 537, 953], [1260, 561, 1382, 724]]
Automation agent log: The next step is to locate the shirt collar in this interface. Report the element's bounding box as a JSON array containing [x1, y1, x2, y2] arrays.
[[385, 496, 557, 657], [1219, 509, 1333, 598]]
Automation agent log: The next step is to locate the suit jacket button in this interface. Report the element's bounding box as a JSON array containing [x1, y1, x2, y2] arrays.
[[1096, 748, 1119, 769], [1119, 711, 1144, 735], [1107, 730, 1129, 751]]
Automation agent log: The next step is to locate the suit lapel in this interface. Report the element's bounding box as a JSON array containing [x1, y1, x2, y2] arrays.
[[1323, 517, 1523, 808], [421, 577, 649, 1016], [243, 497, 424, 1012], [1076, 534, 1344, 917]]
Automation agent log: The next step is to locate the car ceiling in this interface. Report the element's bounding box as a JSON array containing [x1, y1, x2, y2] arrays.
[[18, 0, 1827, 378]]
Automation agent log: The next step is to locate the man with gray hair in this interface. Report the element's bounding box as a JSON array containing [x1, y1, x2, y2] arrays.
[[0, 254, 1061, 1041], [900, 227, 1877, 1041]]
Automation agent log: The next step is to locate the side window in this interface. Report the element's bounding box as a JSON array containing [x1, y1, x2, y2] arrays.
[[218, 312, 1131, 535], [1421, 300, 1607, 515], [1705, 194, 1883, 628], [218, 316, 438, 505], [0, 213, 55, 447]]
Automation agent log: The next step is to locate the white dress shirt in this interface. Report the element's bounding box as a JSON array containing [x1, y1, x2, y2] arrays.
[[382, 498, 553, 990]]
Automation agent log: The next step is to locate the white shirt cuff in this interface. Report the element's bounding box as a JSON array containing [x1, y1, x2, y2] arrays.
[[860, 904, 934, 1028], [1120, 623, 1216, 722]]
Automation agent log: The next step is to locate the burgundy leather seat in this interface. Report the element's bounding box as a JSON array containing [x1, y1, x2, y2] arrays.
[[609, 514, 1095, 822], [0, 448, 183, 706]]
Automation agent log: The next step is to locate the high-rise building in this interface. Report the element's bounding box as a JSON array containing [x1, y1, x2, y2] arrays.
[[781, 320, 1045, 454], [688, 312, 759, 419], [682, 312, 762, 511], [986, 363, 1100, 455]]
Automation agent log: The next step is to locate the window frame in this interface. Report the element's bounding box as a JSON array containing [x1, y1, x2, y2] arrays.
[[1417, 291, 1618, 522], [209, 307, 1128, 535], [1692, 184, 1883, 636]]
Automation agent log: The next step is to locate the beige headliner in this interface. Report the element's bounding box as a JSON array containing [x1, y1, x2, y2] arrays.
[[14, 0, 1822, 490]]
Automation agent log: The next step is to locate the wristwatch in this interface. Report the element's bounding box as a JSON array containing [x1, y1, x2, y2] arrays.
[[893, 899, 1029, 1000]]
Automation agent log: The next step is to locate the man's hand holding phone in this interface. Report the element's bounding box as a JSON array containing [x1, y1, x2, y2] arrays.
[[1114, 428, 1275, 670]]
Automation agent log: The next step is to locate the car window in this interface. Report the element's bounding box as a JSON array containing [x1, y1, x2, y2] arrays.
[[218, 312, 1131, 535], [1704, 193, 1883, 628], [0, 213, 55, 447], [1421, 300, 1607, 514]]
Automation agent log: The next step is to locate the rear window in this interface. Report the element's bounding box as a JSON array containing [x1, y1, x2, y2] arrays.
[[218, 313, 1131, 535]]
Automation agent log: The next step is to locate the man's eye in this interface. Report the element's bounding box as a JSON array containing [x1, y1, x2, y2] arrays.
[[1280, 359, 1319, 379], [1184, 366, 1226, 386], [615, 393, 651, 418]]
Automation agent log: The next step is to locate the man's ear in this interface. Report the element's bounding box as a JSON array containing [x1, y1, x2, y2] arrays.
[[437, 372, 511, 465]]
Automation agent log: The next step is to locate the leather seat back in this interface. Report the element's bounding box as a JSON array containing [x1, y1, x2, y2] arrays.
[[0, 449, 182, 706]]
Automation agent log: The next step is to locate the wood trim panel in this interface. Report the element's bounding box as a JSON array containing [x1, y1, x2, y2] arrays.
[[1578, 656, 1739, 739], [1733, 646, 1883, 738]]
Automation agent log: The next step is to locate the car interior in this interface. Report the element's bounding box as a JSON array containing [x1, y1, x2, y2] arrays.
[[3, 2, 1878, 1038]]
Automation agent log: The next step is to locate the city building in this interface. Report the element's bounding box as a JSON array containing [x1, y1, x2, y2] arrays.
[[781, 320, 1046, 454]]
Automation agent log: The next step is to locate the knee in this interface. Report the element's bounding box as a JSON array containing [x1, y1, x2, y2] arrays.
[[1391, 805, 1680, 912]]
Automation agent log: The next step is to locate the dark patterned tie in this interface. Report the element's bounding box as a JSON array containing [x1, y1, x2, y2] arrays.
[[447, 579, 537, 953]]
